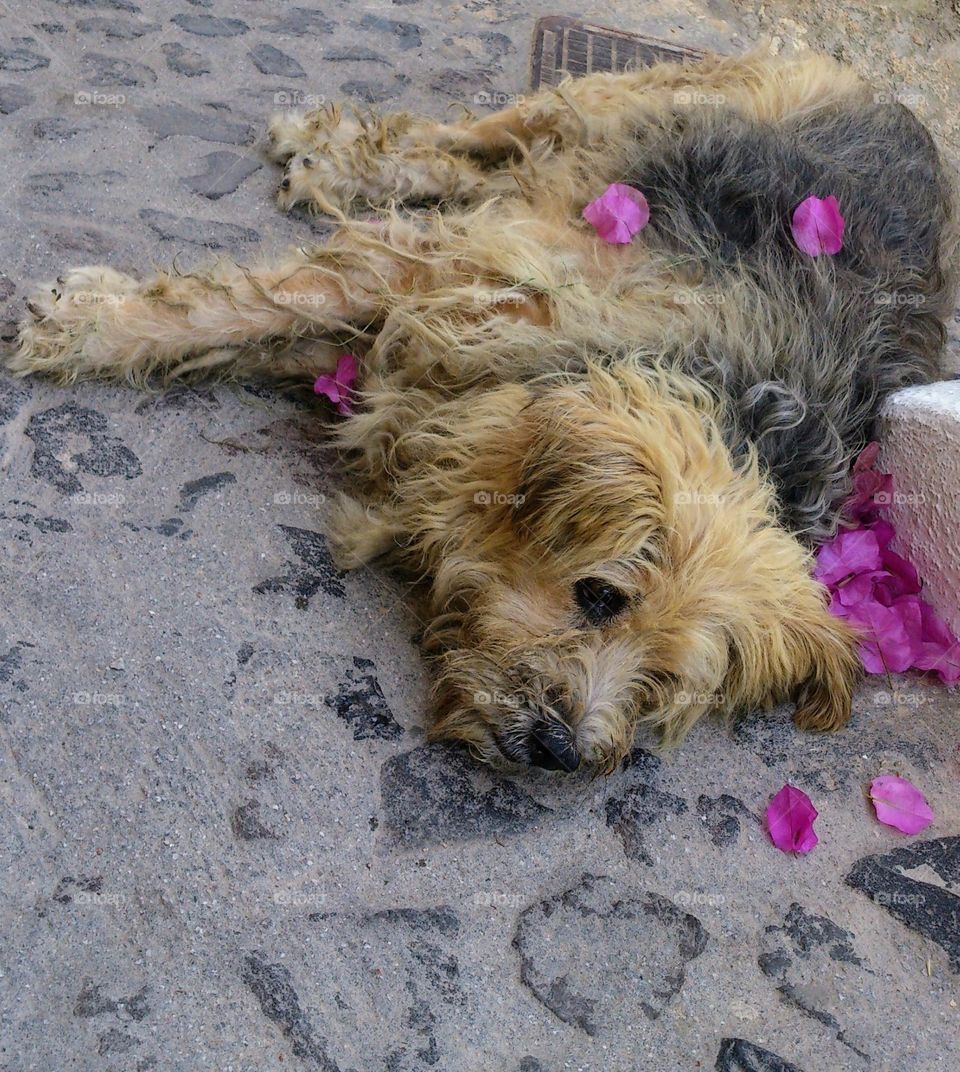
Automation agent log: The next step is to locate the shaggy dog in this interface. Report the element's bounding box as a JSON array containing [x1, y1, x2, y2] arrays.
[[9, 52, 958, 772]]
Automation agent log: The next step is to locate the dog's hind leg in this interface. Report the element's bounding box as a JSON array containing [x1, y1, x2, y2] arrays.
[[270, 53, 869, 215], [271, 106, 495, 215]]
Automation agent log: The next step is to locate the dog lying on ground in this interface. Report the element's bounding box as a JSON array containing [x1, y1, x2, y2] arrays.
[[9, 51, 958, 772]]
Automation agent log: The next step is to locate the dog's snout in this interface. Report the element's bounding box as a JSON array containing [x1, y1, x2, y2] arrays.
[[528, 719, 581, 772]]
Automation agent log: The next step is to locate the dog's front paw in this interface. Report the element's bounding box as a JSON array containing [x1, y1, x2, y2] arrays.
[[267, 108, 331, 164], [268, 105, 369, 213], [277, 151, 356, 214], [9, 266, 138, 381]]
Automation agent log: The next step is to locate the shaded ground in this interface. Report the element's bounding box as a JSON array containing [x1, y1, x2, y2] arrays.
[[0, 3, 958, 1071]]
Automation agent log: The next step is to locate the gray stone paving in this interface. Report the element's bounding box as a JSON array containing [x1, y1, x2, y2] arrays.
[[0, 3, 958, 1071]]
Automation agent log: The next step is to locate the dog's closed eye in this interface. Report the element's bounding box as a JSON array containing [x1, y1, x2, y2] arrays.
[[574, 577, 630, 625]]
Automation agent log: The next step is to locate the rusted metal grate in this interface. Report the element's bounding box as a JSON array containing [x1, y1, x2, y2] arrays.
[[530, 16, 707, 89]]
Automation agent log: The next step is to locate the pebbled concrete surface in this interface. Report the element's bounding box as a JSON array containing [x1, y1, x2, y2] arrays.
[[0, 3, 958, 1072]]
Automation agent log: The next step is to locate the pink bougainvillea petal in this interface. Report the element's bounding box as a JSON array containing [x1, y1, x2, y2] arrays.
[[314, 352, 358, 417], [853, 442, 881, 473], [879, 547, 920, 596], [582, 183, 650, 244], [335, 352, 358, 383], [868, 774, 934, 835], [848, 596, 922, 673], [914, 603, 960, 683], [792, 194, 845, 256], [766, 784, 819, 854], [834, 571, 881, 610], [813, 528, 882, 587]]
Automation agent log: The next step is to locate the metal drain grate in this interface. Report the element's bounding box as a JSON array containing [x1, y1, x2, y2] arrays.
[[530, 16, 707, 89]]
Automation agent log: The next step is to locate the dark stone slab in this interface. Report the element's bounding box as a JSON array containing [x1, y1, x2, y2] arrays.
[[33, 116, 84, 139], [240, 954, 341, 1071], [171, 14, 248, 37], [58, 0, 140, 9], [0, 84, 35, 114], [97, 1028, 139, 1055], [514, 873, 708, 1035], [231, 800, 280, 841], [181, 150, 262, 200], [715, 1038, 804, 1072], [76, 16, 159, 38], [379, 744, 551, 848], [25, 403, 142, 495], [0, 47, 50, 73], [846, 836, 960, 971], [263, 8, 335, 36], [759, 903, 869, 1059], [139, 208, 260, 250], [339, 80, 400, 105], [605, 781, 688, 865], [73, 981, 150, 1021], [137, 103, 255, 145], [177, 471, 236, 511], [358, 15, 422, 51], [0, 378, 31, 425], [697, 793, 760, 847], [325, 656, 404, 742], [160, 42, 210, 77], [299, 905, 465, 1067], [253, 525, 345, 606], [324, 46, 389, 63], [80, 53, 156, 86], [249, 44, 306, 79]]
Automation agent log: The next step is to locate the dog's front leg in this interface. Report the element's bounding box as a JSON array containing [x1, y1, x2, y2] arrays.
[[9, 221, 429, 385]]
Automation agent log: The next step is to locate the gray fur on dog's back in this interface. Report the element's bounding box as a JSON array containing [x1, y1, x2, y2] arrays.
[[626, 100, 958, 541]]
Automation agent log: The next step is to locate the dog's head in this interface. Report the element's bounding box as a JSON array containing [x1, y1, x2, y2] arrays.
[[332, 363, 861, 772]]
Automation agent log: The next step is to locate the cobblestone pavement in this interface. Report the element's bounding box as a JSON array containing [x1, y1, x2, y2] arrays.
[[0, 3, 958, 1071]]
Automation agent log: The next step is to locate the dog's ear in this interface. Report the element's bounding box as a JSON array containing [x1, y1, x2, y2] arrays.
[[785, 602, 862, 732]]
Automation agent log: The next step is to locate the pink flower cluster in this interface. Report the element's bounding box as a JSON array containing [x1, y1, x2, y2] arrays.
[[814, 443, 960, 682]]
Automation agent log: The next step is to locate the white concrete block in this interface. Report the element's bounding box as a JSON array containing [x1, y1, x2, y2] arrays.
[[878, 380, 960, 636]]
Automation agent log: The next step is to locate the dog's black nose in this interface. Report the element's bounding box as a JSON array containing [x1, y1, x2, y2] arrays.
[[528, 719, 581, 772]]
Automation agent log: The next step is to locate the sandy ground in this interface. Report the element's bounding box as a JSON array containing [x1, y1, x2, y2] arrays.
[[0, 3, 958, 1071]]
